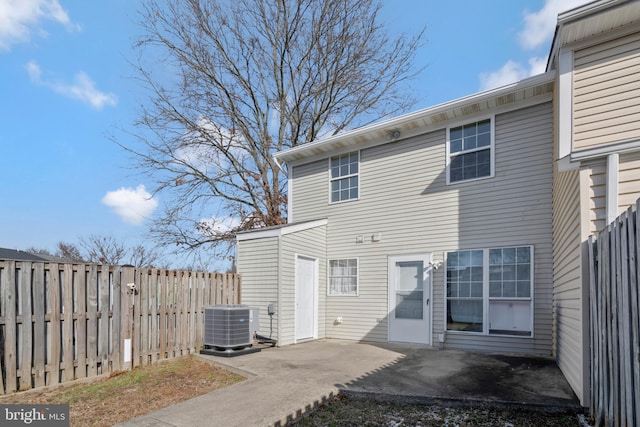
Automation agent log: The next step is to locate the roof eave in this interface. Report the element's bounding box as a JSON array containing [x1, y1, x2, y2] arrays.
[[275, 71, 555, 164]]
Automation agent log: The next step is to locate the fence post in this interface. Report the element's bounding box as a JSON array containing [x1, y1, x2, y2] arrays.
[[120, 266, 135, 371]]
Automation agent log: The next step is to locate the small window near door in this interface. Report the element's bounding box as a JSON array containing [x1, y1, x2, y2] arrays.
[[328, 259, 358, 296]]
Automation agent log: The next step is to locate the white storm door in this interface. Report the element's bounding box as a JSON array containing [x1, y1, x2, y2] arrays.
[[388, 254, 432, 344], [295, 255, 317, 341]]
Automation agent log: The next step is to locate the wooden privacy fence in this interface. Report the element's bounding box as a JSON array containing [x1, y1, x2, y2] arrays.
[[588, 199, 640, 427], [0, 261, 240, 395]]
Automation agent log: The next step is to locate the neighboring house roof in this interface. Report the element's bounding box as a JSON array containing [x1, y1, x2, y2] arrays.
[[274, 71, 555, 165], [548, 0, 640, 70], [0, 248, 49, 261]]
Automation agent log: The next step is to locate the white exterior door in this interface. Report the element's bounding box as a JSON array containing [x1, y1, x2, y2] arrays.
[[295, 255, 317, 341], [388, 254, 432, 344]]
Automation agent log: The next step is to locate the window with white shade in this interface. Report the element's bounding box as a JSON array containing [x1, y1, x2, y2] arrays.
[[328, 259, 358, 296]]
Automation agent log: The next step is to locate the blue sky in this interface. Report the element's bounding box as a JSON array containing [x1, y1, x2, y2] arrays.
[[0, 0, 588, 261]]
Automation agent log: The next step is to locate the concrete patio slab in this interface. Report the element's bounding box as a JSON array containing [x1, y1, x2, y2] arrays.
[[115, 339, 580, 427]]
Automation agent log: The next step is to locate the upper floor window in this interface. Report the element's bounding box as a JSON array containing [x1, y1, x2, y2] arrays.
[[330, 152, 359, 203], [447, 118, 493, 184]]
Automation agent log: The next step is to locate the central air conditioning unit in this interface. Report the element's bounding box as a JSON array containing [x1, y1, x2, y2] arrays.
[[201, 305, 260, 357]]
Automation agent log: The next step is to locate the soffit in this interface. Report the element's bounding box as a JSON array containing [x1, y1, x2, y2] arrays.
[[275, 72, 555, 165], [558, 0, 640, 46]]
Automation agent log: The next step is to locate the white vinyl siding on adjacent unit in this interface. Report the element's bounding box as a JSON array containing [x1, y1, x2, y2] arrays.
[[584, 160, 607, 234], [552, 166, 587, 405], [573, 32, 640, 150], [288, 102, 554, 354], [618, 151, 640, 212]]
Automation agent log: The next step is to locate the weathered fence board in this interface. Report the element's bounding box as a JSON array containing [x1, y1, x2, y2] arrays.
[[0, 262, 239, 395], [589, 199, 640, 426]]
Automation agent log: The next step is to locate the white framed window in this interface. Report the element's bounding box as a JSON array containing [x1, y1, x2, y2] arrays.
[[446, 246, 533, 337], [446, 118, 494, 184], [330, 152, 359, 203], [328, 258, 358, 296]]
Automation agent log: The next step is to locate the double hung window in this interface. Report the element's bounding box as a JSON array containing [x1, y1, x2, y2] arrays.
[[446, 246, 533, 336], [328, 259, 358, 296], [447, 118, 493, 183], [330, 152, 359, 202]]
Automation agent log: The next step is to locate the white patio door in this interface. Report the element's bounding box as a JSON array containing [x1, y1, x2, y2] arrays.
[[388, 254, 432, 344], [295, 255, 317, 341]]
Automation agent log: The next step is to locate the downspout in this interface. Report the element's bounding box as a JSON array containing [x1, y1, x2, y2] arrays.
[[274, 154, 285, 346]]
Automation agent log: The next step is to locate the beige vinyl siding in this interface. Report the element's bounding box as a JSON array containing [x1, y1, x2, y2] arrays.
[[236, 237, 280, 340], [295, 102, 554, 355], [237, 224, 327, 346], [585, 160, 607, 234], [552, 167, 586, 404], [279, 226, 327, 345], [573, 32, 640, 150], [291, 159, 329, 222], [618, 151, 640, 211]]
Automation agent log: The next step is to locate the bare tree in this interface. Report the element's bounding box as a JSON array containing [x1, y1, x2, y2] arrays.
[[56, 242, 84, 262], [80, 235, 127, 265], [129, 244, 162, 269], [126, 0, 424, 253]]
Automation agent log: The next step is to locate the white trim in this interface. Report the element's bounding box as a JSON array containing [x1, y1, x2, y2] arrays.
[[328, 150, 360, 204], [275, 72, 555, 164], [571, 140, 640, 162], [294, 254, 319, 342], [236, 219, 328, 241], [444, 245, 535, 339], [558, 49, 573, 160], [606, 153, 619, 225], [387, 253, 433, 345], [445, 116, 495, 185]]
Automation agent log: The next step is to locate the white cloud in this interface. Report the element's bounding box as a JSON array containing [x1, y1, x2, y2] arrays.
[[478, 0, 591, 91], [479, 60, 529, 91], [102, 185, 159, 226], [478, 56, 550, 91], [0, 0, 80, 51], [26, 60, 118, 109], [519, 0, 591, 50]]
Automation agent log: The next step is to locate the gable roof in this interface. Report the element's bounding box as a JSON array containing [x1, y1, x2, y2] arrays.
[[274, 71, 554, 166], [0, 248, 49, 262], [547, 0, 640, 70]]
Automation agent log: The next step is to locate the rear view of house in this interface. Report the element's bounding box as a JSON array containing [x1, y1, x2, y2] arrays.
[[238, 70, 556, 354], [237, 0, 640, 409]]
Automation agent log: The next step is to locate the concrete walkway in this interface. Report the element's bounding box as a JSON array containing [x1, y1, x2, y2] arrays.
[[116, 340, 580, 427]]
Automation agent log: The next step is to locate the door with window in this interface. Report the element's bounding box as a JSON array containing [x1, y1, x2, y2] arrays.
[[388, 254, 432, 344], [295, 255, 317, 341]]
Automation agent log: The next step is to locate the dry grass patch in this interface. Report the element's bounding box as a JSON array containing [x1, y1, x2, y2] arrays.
[[0, 356, 244, 427]]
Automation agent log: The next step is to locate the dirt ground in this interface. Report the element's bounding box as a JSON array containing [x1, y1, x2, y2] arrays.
[[0, 356, 245, 427], [291, 395, 585, 427]]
